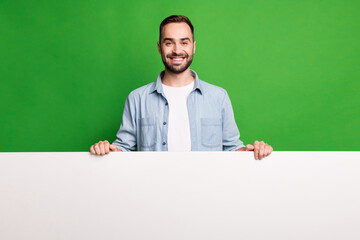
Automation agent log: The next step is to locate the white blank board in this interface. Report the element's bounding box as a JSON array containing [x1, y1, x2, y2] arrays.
[[0, 151, 359, 240]]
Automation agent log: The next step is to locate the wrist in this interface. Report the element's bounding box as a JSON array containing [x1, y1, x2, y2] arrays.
[[236, 147, 247, 151]]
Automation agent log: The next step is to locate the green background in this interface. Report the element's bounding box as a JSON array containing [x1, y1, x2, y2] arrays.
[[1, 0, 359, 151]]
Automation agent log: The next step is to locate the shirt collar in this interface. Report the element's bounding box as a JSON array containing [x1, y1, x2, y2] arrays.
[[150, 69, 203, 95]]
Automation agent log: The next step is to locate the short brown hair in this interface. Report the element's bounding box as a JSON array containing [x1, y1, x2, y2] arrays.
[[159, 15, 194, 43]]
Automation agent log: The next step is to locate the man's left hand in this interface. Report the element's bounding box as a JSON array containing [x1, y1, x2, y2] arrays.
[[245, 140, 273, 160]]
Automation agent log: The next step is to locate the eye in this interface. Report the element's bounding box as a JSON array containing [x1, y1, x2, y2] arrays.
[[181, 42, 188, 45], [165, 42, 172, 46]]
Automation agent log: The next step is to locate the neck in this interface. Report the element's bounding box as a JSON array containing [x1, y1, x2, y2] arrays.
[[162, 68, 195, 87]]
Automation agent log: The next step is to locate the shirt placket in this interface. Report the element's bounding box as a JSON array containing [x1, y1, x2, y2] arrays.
[[187, 90, 199, 151], [159, 93, 169, 151]]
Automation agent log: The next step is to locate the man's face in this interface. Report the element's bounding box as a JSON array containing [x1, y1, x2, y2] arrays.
[[157, 22, 196, 74]]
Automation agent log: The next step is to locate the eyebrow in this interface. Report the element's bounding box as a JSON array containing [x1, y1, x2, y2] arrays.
[[163, 37, 192, 42]]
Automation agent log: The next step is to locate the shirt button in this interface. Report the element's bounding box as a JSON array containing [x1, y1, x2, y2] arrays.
[[163, 122, 166, 125], [162, 142, 166, 145], [165, 102, 168, 106]]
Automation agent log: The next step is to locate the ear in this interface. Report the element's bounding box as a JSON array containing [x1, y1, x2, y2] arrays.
[[157, 41, 161, 55], [193, 40, 196, 54]]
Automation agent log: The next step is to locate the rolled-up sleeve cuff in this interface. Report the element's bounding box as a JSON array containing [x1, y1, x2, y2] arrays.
[[224, 140, 246, 151], [112, 142, 131, 152]]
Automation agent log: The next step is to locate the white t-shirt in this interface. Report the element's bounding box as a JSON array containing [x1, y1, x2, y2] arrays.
[[162, 81, 194, 151]]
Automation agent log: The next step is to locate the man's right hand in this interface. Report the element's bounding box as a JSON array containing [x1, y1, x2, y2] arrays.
[[90, 140, 122, 155]]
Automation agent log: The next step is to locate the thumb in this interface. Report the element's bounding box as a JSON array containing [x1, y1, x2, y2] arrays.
[[246, 144, 254, 151], [109, 144, 119, 152]]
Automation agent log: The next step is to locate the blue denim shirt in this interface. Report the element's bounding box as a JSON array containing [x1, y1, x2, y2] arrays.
[[112, 69, 245, 151]]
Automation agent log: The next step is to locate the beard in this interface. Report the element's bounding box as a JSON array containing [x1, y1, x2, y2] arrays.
[[161, 50, 194, 74]]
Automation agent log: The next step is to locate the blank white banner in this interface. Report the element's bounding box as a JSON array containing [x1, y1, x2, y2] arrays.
[[0, 151, 359, 240]]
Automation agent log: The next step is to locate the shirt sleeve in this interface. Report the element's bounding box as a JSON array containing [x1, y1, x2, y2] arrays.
[[112, 93, 137, 151], [221, 90, 246, 151]]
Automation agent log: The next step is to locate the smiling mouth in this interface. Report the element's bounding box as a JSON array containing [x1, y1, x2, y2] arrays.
[[169, 57, 186, 64]]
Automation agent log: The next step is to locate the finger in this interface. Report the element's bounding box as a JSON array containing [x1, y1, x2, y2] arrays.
[[104, 141, 110, 154], [253, 140, 260, 160], [99, 141, 105, 155], [266, 144, 274, 157], [110, 144, 118, 151], [90, 145, 95, 154], [264, 145, 270, 156], [94, 143, 101, 155], [246, 144, 254, 151], [259, 141, 265, 160]]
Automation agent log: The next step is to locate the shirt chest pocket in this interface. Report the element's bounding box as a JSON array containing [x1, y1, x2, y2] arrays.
[[201, 118, 222, 148], [139, 117, 157, 149]]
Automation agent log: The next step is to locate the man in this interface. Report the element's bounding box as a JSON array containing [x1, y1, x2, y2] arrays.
[[90, 15, 273, 160]]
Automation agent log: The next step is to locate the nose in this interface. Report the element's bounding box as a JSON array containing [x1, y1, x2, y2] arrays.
[[172, 43, 182, 55]]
